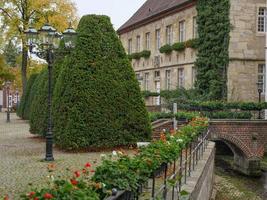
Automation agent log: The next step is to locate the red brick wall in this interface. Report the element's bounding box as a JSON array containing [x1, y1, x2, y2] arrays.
[[209, 120, 267, 158]]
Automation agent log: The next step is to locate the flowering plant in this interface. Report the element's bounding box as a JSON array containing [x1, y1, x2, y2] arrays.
[[21, 163, 99, 200]]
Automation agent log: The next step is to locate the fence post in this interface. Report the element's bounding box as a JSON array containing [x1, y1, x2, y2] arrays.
[[173, 103, 177, 131]]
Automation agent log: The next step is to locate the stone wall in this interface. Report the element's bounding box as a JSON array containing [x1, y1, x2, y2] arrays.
[[183, 142, 215, 200], [228, 0, 265, 101]]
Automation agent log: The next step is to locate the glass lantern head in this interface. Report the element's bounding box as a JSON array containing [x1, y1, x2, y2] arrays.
[[63, 26, 77, 48], [38, 23, 56, 48], [257, 82, 264, 93], [53, 32, 62, 48], [24, 26, 38, 46]]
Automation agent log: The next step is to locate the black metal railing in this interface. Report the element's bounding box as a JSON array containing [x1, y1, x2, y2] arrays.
[[106, 130, 210, 200]]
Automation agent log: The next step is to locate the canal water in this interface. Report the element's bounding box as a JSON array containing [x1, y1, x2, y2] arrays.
[[214, 155, 267, 200]]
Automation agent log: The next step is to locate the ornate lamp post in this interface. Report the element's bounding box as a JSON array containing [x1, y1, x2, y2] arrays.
[[25, 23, 76, 161], [15, 89, 19, 108], [5, 81, 11, 123], [257, 82, 264, 119]]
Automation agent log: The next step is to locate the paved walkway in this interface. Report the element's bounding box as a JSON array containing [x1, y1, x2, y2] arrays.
[[0, 113, 104, 199]]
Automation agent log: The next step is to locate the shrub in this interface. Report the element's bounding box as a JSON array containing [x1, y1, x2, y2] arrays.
[[172, 42, 185, 51], [53, 15, 151, 150], [204, 111, 252, 119], [185, 38, 198, 49], [16, 73, 39, 119], [141, 50, 151, 58], [29, 45, 68, 136], [129, 50, 151, 60], [159, 44, 173, 54]]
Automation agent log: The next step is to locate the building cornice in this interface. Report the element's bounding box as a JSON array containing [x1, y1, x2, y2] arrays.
[[117, 0, 196, 35], [134, 62, 194, 73]]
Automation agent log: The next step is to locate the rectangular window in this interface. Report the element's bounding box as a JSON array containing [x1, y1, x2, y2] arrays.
[[136, 35, 141, 52], [144, 73, 149, 90], [155, 70, 160, 78], [145, 32, 150, 50], [128, 39, 132, 54], [193, 17, 198, 38], [178, 68, 185, 88], [192, 67, 197, 86], [258, 64, 266, 93], [179, 21, 186, 42], [165, 70, 171, 90], [258, 7, 267, 32], [156, 29, 161, 50], [166, 25, 173, 45]]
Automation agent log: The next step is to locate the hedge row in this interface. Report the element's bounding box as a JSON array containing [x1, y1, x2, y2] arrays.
[[159, 39, 198, 54], [171, 101, 267, 111], [16, 73, 39, 119], [149, 111, 200, 122]]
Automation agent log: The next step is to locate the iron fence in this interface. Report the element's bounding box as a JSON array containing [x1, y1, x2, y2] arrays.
[[106, 130, 210, 200]]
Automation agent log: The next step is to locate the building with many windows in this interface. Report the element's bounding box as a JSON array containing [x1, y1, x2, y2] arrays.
[[118, 0, 266, 105]]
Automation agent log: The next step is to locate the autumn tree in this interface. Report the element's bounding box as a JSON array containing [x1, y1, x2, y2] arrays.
[[0, 0, 78, 92]]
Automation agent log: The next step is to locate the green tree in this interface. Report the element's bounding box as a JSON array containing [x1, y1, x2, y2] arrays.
[[0, 0, 78, 93], [29, 44, 68, 136], [53, 15, 151, 150], [17, 73, 38, 118], [0, 54, 15, 87], [3, 40, 19, 67]]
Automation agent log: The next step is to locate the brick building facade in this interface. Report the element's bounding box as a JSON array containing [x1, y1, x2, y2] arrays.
[[118, 0, 266, 105]]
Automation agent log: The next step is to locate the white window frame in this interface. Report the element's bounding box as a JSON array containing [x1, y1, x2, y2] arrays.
[[144, 73, 149, 91], [136, 35, 141, 52], [193, 17, 198, 38], [258, 64, 266, 93], [156, 29, 161, 50], [165, 70, 171, 90], [258, 7, 267, 33], [128, 39, 132, 54], [145, 32, 150, 50], [179, 21, 186, 42], [166, 25, 173, 45], [178, 68, 185, 88]]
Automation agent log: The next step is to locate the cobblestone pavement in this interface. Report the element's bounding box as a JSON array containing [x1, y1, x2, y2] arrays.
[[0, 113, 105, 199]]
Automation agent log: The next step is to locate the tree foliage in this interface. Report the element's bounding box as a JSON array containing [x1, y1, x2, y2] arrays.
[[17, 73, 38, 118], [53, 15, 151, 150], [29, 45, 68, 136], [0, 0, 78, 92], [195, 0, 230, 100]]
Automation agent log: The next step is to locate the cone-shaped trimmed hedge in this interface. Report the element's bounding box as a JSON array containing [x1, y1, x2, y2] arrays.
[[17, 73, 39, 119], [29, 45, 68, 136], [53, 15, 151, 150]]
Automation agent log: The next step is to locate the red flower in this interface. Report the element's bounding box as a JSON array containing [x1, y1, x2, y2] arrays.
[[28, 191, 36, 197], [85, 162, 91, 168], [70, 179, 78, 185], [74, 170, 80, 177], [4, 196, 8, 200], [90, 170, 95, 173], [34, 198, 39, 200], [43, 193, 53, 199]]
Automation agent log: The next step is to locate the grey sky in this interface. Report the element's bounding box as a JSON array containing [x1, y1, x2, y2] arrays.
[[73, 0, 146, 30]]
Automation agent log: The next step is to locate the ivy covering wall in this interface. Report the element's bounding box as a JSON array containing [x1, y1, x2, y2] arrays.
[[195, 0, 230, 100]]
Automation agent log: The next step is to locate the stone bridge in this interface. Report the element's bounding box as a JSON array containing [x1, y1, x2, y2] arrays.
[[152, 119, 267, 176]]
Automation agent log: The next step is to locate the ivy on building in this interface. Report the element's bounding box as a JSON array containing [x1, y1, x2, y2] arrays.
[[195, 0, 230, 100]]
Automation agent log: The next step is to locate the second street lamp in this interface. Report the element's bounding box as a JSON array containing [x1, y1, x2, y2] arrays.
[[5, 81, 11, 123], [25, 23, 76, 161]]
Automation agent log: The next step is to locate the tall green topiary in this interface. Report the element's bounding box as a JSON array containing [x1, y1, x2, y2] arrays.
[[17, 73, 39, 119], [195, 0, 230, 100], [29, 45, 68, 136], [53, 15, 151, 150]]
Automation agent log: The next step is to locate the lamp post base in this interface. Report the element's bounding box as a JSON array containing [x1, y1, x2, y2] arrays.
[[45, 133, 54, 161]]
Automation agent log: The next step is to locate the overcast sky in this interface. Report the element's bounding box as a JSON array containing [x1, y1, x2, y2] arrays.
[[73, 0, 146, 30]]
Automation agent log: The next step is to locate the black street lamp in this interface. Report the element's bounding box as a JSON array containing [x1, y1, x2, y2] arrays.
[[15, 89, 19, 109], [257, 82, 264, 119], [5, 81, 11, 123], [25, 23, 76, 161]]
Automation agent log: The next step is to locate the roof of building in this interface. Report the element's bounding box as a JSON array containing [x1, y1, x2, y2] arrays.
[[117, 0, 193, 34]]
